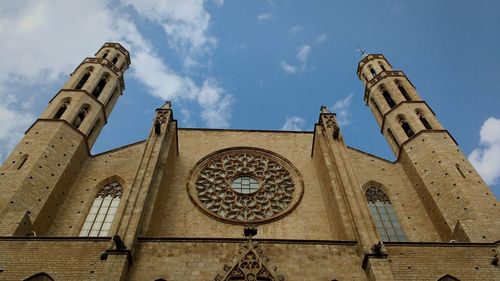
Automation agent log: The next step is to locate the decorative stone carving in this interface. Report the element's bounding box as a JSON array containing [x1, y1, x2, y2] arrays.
[[214, 240, 285, 281], [96, 180, 123, 198], [155, 111, 169, 125], [187, 147, 304, 224], [365, 186, 390, 203], [320, 114, 340, 140]]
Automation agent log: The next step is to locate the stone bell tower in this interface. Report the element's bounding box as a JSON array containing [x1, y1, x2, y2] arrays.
[[357, 53, 500, 242], [0, 43, 130, 236]]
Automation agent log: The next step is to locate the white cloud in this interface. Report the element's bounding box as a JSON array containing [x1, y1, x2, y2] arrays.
[[280, 61, 298, 74], [316, 33, 327, 43], [213, 0, 224, 7], [288, 25, 303, 36], [257, 13, 272, 22], [468, 117, 500, 185], [332, 93, 354, 127], [121, 0, 216, 54], [281, 116, 305, 131], [296, 45, 311, 63], [0, 103, 34, 160], [0, 0, 233, 160]]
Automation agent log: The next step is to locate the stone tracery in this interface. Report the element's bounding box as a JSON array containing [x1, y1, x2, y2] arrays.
[[188, 147, 303, 224]]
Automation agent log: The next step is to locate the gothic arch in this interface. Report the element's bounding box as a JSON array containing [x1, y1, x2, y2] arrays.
[[23, 272, 55, 281], [79, 177, 124, 237], [363, 184, 407, 242]]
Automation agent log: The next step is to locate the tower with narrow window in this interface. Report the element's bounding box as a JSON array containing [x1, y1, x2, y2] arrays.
[[0, 43, 130, 236], [357, 54, 500, 242]]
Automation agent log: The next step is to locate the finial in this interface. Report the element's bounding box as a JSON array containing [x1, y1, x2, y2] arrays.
[[320, 105, 329, 113], [161, 101, 172, 110], [356, 44, 367, 58]]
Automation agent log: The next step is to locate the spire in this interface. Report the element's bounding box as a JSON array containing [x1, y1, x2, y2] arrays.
[[160, 100, 172, 110], [356, 44, 367, 58]]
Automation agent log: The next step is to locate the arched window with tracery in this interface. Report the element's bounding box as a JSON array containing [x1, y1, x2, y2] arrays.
[[91, 73, 109, 99], [72, 105, 89, 129], [79, 180, 123, 237], [53, 98, 70, 119], [365, 186, 406, 242], [23, 272, 55, 281], [75, 67, 93, 90], [399, 116, 414, 138], [416, 109, 432, 130]]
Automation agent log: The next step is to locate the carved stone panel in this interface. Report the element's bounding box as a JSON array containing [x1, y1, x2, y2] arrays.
[[187, 147, 304, 224]]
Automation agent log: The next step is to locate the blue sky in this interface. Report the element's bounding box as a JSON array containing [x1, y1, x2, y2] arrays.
[[0, 0, 499, 197]]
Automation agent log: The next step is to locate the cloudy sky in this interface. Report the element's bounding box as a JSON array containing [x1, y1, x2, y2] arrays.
[[0, 0, 499, 197]]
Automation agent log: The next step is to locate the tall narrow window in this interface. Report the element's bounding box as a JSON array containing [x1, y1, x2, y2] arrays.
[[80, 180, 123, 237], [416, 110, 432, 129], [53, 99, 70, 119], [370, 97, 383, 118], [75, 70, 92, 90], [112, 55, 120, 65], [396, 80, 411, 101], [16, 154, 28, 170], [102, 51, 108, 59], [455, 164, 466, 178], [91, 74, 108, 98], [387, 128, 399, 146], [382, 88, 396, 108], [365, 186, 406, 242], [369, 66, 376, 76], [379, 62, 386, 71], [73, 105, 89, 128], [399, 116, 414, 137]]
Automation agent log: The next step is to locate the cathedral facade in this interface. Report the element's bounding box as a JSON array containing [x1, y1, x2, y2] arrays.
[[0, 43, 499, 281]]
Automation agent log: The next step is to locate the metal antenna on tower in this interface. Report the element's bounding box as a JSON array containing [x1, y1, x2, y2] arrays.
[[356, 44, 367, 58]]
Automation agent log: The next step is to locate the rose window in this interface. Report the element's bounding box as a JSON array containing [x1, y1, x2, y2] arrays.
[[187, 147, 304, 224]]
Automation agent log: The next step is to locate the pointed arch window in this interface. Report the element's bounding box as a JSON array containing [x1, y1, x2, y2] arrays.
[[399, 116, 414, 137], [112, 55, 120, 65], [369, 65, 376, 76], [382, 87, 396, 108], [53, 99, 70, 119], [23, 272, 55, 281], [396, 80, 411, 101], [72, 105, 89, 128], [379, 62, 386, 71], [75, 68, 93, 90], [416, 110, 432, 130], [365, 186, 406, 242], [91, 73, 109, 98], [79, 180, 123, 237], [102, 51, 109, 59]]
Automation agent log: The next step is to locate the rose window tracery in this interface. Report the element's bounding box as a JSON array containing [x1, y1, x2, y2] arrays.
[[187, 147, 304, 224]]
